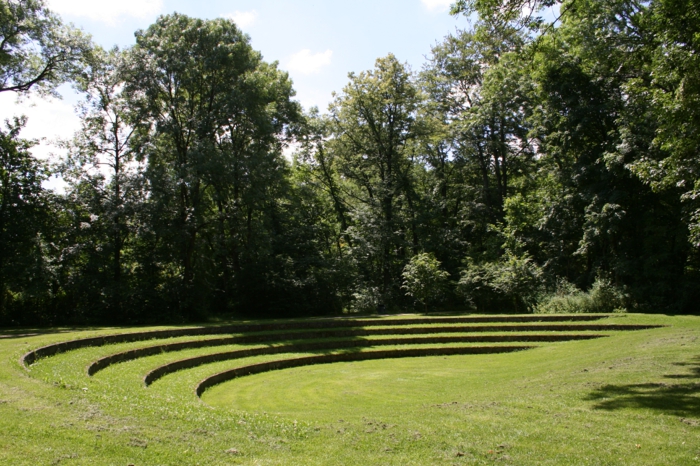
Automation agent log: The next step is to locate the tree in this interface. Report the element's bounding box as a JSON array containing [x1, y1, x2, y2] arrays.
[[623, 0, 700, 248], [124, 14, 301, 317], [0, 117, 51, 320], [296, 109, 353, 254], [0, 0, 91, 95], [328, 54, 423, 306], [426, 25, 533, 217], [59, 47, 145, 321], [458, 252, 542, 312], [0, 0, 93, 325], [457, 0, 699, 312]]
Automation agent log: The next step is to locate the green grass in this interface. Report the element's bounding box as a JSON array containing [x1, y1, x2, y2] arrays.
[[1, 313, 700, 465]]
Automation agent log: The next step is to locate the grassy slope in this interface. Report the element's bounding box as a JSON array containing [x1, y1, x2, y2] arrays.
[[1, 314, 699, 465]]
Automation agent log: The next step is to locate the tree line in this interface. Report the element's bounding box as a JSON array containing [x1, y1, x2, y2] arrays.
[[1, 0, 698, 326]]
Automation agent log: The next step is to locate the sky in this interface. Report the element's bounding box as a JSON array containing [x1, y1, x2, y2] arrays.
[[0, 0, 468, 165]]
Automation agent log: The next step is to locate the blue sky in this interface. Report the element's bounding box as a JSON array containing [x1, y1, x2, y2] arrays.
[[1, 0, 467, 163], [52, 0, 467, 109]]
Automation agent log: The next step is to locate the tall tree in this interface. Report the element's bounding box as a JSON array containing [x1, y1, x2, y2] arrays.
[[0, 0, 91, 325], [420, 23, 535, 277], [0, 118, 51, 320], [59, 47, 145, 321], [624, 0, 700, 248], [328, 54, 422, 306], [124, 14, 301, 317], [455, 0, 699, 311]]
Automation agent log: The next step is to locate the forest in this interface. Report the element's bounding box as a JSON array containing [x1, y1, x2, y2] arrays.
[[1, 0, 698, 326]]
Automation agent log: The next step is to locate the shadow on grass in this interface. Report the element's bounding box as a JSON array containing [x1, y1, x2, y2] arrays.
[[0, 328, 74, 340], [585, 356, 700, 418]]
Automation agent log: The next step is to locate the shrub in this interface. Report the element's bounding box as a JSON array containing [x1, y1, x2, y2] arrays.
[[401, 253, 450, 310], [457, 253, 542, 313], [349, 284, 382, 313], [535, 278, 628, 314]]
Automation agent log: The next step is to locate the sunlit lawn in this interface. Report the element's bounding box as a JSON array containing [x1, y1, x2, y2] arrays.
[[1, 313, 699, 465]]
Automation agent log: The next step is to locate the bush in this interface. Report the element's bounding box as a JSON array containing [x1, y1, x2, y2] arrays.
[[401, 253, 450, 310], [349, 284, 382, 313], [457, 253, 542, 313], [535, 278, 628, 314]]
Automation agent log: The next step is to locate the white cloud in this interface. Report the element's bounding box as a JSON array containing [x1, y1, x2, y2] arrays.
[[222, 10, 258, 28], [285, 49, 333, 76], [47, 0, 163, 24], [0, 93, 80, 160], [0, 92, 81, 193], [421, 0, 453, 12]]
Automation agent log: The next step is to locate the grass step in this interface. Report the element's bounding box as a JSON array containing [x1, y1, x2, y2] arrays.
[[194, 346, 535, 397], [5, 313, 696, 466], [20, 314, 614, 366], [84, 323, 662, 376], [141, 334, 606, 385], [225, 324, 657, 339], [93, 334, 605, 376]]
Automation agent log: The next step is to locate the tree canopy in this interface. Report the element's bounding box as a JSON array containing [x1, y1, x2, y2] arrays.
[[0, 0, 91, 95], [1, 3, 698, 326]]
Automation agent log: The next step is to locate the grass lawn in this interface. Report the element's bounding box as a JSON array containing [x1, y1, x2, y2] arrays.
[[1, 313, 699, 465]]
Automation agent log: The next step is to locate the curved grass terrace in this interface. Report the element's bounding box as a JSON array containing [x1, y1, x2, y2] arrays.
[[141, 333, 604, 386], [20, 313, 615, 367], [92, 332, 611, 378], [22, 314, 664, 406], [2, 312, 699, 465]]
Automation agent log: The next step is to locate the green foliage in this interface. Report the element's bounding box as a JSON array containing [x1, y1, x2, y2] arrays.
[[458, 253, 542, 312], [459, 0, 700, 313], [349, 284, 382, 313], [0, 0, 91, 95], [450, 0, 558, 31], [0, 118, 55, 323], [328, 54, 423, 306], [535, 278, 628, 314], [621, 0, 700, 247], [119, 14, 331, 319], [56, 47, 146, 323], [401, 253, 450, 310], [3, 0, 700, 324]]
